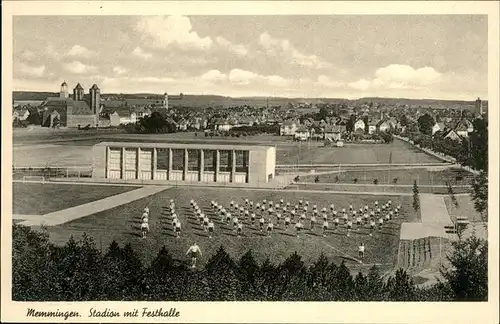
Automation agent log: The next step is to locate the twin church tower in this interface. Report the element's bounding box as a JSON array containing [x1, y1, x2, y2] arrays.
[[59, 81, 101, 114]]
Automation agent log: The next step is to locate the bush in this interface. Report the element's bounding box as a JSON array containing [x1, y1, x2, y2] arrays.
[[353, 178, 358, 184], [373, 179, 378, 185]]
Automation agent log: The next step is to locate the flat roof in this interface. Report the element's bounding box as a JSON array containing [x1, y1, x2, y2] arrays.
[[95, 141, 274, 151]]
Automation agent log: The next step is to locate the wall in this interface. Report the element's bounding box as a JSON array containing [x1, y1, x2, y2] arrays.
[[92, 143, 277, 185], [92, 145, 107, 178], [68, 114, 96, 128]]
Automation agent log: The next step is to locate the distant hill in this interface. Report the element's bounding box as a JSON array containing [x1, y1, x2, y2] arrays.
[[13, 91, 58, 101], [13, 91, 486, 110]]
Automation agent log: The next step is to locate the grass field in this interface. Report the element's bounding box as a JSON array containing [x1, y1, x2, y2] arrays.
[[14, 136, 443, 169], [13, 183, 139, 215], [43, 187, 415, 272], [277, 139, 443, 165], [444, 195, 483, 223], [301, 167, 474, 186]]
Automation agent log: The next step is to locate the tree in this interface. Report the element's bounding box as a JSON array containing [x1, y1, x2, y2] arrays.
[[333, 261, 355, 300], [52, 116, 61, 129], [386, 268, 415, 301], [354, 272, 368, 300], [470, 171, 488, 222], [26, 109, 41, 125], [363, 116, 369, 134], [278, 252, 307, 300], [346, 114, 356, 133], [205, 246, 239, 300], [144, 246, 176, 300], [413, 180, 420, 212], [399, 114, 409, 127], [12, 225, 60, 301], [469, 118, 488, 171], [307, 253, 331, 301], [417, 113, 435, 135], [237, 250, 260, 300], [439, 235, 488, 301], [365, 265, 386, 301]]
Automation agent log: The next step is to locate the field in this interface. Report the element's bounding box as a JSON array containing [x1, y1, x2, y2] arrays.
[[13, 182, 139, 215], [14, 131, 444, 168], [40, 186, 415, 272], [300, 167, 474, 186], [444, 195, 484, 223], [277, 139, 444, 165]]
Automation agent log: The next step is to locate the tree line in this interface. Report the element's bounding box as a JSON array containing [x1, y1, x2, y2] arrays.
[[13, 224, 487, 302]]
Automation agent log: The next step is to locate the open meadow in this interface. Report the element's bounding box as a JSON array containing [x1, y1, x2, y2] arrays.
[[14, 129, 444, 169], [13, 182, 139, 215], [26, 185, 418, 273]]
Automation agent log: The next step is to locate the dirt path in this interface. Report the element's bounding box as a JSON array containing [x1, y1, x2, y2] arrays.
[[17, 186, 169, 226]]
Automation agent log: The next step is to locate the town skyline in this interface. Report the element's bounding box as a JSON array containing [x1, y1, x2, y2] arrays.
[[14, 15, 487, 100]]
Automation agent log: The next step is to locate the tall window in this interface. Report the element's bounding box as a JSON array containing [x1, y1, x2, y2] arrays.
[[140, 149, 152, 171], [157, 148, 169, 170], [235, 150, 249, 173], [108, 148, 121, 170], [124, 149, 137, 171], [204, 150, 216, 171], [187, 149, 200, 171], [219, 150, 232, 172], [172, 149, 184, 171]]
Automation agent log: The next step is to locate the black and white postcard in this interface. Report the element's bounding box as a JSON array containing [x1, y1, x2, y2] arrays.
[[1, 1, 499, 323]]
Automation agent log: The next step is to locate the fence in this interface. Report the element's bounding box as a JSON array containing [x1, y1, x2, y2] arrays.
[[13, 166, 93, 181]]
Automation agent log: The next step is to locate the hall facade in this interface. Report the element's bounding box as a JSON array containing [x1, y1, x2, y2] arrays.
[[92, 142, 276, 186]]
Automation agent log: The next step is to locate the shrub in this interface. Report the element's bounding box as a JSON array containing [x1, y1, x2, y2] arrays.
[[373, 179, 378, 185]]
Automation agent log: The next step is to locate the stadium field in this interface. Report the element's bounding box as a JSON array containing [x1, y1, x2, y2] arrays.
[[43, 187, 416, 273], [277, 139, 444, 165], [13, 182, 140, 215]]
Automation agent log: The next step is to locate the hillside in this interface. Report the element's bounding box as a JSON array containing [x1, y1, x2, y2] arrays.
[[13, 91, 485, 110]]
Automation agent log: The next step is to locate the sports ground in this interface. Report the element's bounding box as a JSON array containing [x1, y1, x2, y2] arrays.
[[13, 131, 445, 168], [13, 182, 416, 274]]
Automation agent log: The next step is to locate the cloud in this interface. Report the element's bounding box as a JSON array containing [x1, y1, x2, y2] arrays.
[[201, 69, 227, 82], [21, 50, 35, 60], [228, 69, 259, 85], [266, 75, 291, 87], [45, 45, 61, 60], [112, 66, 128, 75], [19, 62, 46, 77], [317, 75, 344, 88], [348, 79, 372, 91], [215, 37, 248, 56], [131, 46, 152, 60], [228, 68, 292, 87], [62, 61, 97, 74], [349, 64, 443, 91], [66, 45, 95, 58], [135, 16, 212, 51], [258, 32, 332, 69]]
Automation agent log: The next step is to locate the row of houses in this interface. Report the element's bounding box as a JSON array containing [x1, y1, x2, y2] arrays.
[[431, 118, 475, 141]]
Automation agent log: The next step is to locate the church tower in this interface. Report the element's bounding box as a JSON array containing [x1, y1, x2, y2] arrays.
[[73, 83, 84, 101], [163, 92, 169, 110], [475, 97, 483, 116], [59, 81, 69, 99], [89, 84, 101, 114]]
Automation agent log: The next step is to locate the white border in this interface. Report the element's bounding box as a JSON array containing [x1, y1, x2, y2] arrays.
[[2, 2, 499, 323]]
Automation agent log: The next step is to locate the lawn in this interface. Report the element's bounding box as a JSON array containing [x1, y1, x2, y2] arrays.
[[277, 139, 444, 165], [44, 187, 414, 273], [444, 195, 483, 223], [13, 182, 139, 215], [301, 167, 474, 186]]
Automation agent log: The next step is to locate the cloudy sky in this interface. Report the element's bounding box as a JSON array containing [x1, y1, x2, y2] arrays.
[[13, 15, 487, 99]]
